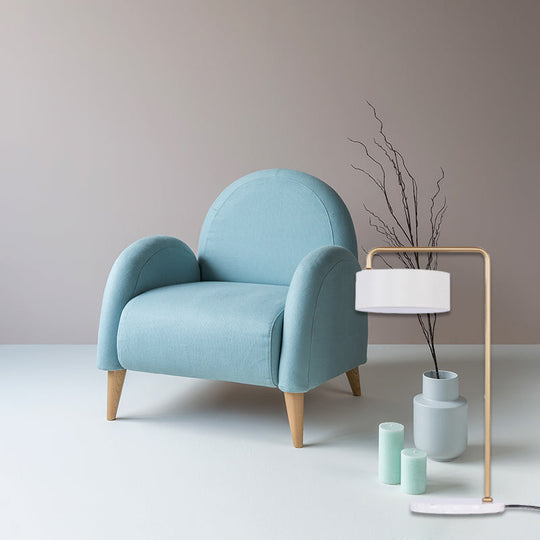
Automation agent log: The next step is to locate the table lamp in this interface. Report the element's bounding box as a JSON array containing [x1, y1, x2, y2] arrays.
[[355, 246, 505, 515]]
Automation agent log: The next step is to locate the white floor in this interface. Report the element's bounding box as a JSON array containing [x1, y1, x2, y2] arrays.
[[1, 345, 539, 539]]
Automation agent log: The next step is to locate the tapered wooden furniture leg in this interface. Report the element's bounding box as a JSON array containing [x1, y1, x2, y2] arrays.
[[346, 366, 362, 396], [107, 370, 126, 421], [284, 392, 304, 448]]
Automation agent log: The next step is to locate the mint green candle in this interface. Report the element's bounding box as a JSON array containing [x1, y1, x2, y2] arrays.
[[401, 448, 427, 494], [378, 422, 404, 484]]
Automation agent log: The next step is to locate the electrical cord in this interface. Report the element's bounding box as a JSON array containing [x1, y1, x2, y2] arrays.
[[505, 504, 540, 511]]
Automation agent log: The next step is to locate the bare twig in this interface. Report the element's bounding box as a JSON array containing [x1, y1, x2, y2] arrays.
[[350, 103, 448, 377]]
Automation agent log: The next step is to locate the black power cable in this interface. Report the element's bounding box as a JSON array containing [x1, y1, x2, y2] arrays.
[[506, 504, 540, 511]]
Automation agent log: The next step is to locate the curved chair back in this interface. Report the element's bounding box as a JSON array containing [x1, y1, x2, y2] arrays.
[[198, 169, 357, 285]]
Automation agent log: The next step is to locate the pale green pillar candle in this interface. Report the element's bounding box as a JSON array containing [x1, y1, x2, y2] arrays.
[[378, 422, 404, 484], [401, 448, 427, 494]]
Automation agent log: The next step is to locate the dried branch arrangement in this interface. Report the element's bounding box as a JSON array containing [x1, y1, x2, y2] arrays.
[[350, 102, 448, 377]]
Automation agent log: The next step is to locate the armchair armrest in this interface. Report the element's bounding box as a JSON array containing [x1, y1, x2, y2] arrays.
[[278, 246, 368, 393], [97, 235, 200, 371]]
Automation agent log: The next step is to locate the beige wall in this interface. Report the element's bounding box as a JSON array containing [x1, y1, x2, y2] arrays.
[[1, 0, 538, 344]]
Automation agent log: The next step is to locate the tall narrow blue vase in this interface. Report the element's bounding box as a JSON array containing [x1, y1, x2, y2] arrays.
[[413, 370, 467, 461]]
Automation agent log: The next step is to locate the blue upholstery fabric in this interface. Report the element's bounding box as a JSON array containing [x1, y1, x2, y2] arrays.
[[279, 246, 367, 392], [97, 236, 200, 371], [97, 169, 368, 395], [117, 282, 287, 386], [198, 169, 357, 285]]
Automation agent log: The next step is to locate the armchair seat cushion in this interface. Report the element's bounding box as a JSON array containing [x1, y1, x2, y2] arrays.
[[117, 281, 288, 387]]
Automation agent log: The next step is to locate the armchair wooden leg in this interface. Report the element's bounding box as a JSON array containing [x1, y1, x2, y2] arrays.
[[107, 370, 126, 421], [346, 366, 362, 396], [284, 392, 304, 448]]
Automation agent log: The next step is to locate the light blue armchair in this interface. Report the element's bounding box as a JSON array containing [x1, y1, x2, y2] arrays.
[[97, 169, 368, 447]]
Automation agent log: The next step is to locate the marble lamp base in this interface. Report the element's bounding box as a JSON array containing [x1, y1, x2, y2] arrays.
[[410, 498, 505, 515]]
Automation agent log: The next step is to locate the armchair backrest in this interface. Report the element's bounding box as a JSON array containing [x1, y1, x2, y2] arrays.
[[197, 169, 357, 285]]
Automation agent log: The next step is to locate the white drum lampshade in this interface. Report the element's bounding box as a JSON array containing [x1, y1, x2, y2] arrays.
[[355, 269, 450, 314]]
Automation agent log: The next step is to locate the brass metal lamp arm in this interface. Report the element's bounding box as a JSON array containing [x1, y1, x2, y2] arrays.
[[365, 246, 492, 503]]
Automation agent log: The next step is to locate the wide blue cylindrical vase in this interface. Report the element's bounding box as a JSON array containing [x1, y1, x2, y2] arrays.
[[413, 370, 467, 461]]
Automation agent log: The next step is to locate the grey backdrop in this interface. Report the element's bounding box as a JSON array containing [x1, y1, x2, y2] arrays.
[[1, 0, 538, 344]]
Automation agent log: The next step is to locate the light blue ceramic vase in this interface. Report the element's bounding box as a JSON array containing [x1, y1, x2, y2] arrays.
[[413, 370, 467, 461]]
